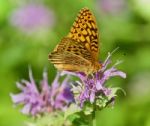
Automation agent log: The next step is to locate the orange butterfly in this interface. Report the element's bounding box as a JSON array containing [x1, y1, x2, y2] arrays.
[[48, 8, 101, 75]]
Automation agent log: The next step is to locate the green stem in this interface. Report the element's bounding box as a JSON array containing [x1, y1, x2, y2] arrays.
[[89, 111, 96, 126], [92, 111, 96, 126]]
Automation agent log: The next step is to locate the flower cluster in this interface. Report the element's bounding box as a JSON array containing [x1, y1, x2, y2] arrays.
[[63, 52, 126, 109], [10, 70, 74, 116], [11, 51, 126, 126]]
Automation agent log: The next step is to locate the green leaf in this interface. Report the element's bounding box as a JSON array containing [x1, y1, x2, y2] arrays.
[[108, 87, 126, 100], [83, 102, 94, 115], [64, 104, 81, 119], [67, 113, 80, 122], [28, 113, 65, 126]]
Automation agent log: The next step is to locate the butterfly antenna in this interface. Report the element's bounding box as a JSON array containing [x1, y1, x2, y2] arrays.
[[107, 47, 119, 60], [110, 47, 125, 67], [28, 65, 32, 75], [110, 46, 120, 56], [103, 47, 120, 67]]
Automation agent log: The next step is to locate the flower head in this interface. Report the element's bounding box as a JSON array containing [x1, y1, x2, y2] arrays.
[[62, 51, 126, 108], [9, 3, 55, 33], [97, 0, 127, 15], [10, 69, 74, 116]]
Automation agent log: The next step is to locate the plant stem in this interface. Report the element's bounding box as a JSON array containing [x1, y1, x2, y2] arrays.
[[92, 111, 96, 126], [89, 111, 96, 126]]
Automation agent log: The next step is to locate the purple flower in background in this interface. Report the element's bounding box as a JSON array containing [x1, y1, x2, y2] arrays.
[[62, 51, 126, 107], [97, 0, 127, 15], [10, 69, 74, 116], [9, 3, 55, 33]]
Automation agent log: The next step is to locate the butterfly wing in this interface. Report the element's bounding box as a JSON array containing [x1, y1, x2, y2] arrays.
[[67, 8, 99, 61], [48, 37, 93, 73], [49, 8, 100, 74]]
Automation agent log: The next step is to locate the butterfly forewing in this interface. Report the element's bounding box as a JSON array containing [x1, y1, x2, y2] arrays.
[[67, 8, 99, 61]]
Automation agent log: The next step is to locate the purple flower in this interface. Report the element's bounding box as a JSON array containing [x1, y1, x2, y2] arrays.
[[62, 51, 126, 107], [10, 69, 74, 116], [97, 0, 127, 15], [9, 3, 55, 33]]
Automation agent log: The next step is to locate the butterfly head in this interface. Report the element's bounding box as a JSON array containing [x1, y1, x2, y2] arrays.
[[94, 62, 102, 72], [85, 62, 102, 75]]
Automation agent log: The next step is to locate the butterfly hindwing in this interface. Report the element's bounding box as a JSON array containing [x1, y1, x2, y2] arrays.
[[49, 38, 92, 73], [49, 37, 93, 63], [49, 51, 91, 72]]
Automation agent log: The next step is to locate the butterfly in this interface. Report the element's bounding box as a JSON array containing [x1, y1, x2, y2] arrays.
[[48, 7, 101, 75]]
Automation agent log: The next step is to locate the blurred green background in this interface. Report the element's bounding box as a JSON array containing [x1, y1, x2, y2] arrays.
[[0, 0, 150, 126]]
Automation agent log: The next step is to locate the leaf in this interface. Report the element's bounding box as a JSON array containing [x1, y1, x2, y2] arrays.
[[82, 102, 94, 115], [29, 113, 65, 126], [108, 87, 126, 100], [64, 104, 81, 119]]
